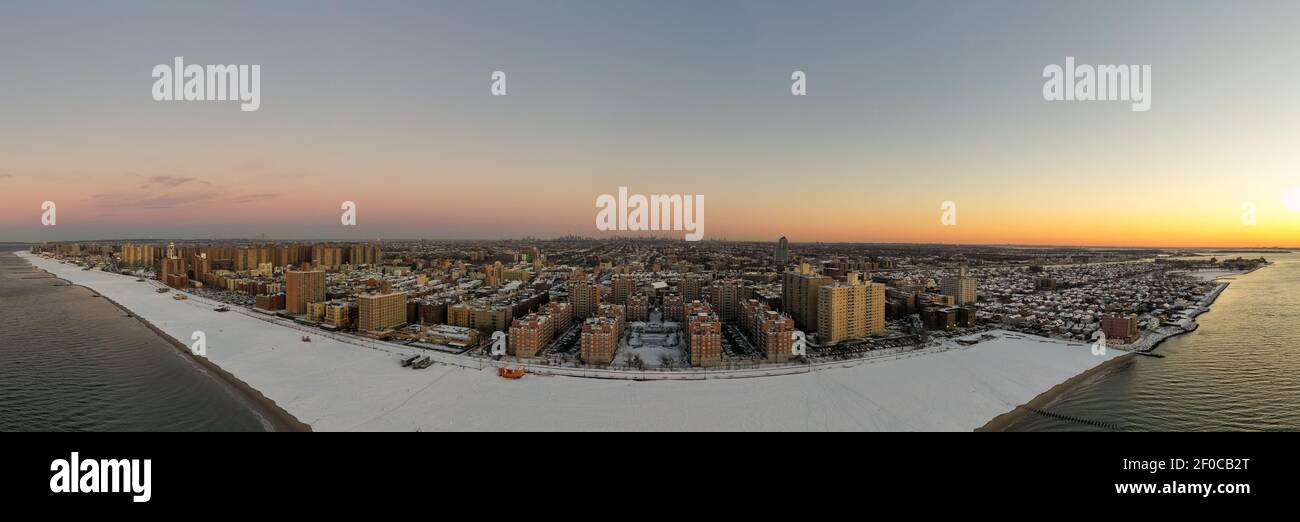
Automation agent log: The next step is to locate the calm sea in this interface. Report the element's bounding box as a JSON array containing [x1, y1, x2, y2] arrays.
[[0, 247, 268, 431], [1008, 251, 1300, 431]]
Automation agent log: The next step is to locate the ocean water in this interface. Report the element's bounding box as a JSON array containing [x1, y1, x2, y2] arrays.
[[1008, 252, 1300, 431], [0, 247, 269, 431]]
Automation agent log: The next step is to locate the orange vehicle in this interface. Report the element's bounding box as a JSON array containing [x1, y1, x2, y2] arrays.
[[498, 367, 526, 379]]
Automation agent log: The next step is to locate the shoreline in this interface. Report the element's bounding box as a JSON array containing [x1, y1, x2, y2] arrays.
[[978, 272, 1245, 431], [22, 258, 311, 432], [16, 251, 1142, 431], [112, 291, 313, 432], [976, 352, 1136, 431]]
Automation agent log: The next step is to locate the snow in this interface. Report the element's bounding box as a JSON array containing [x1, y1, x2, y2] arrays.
[[22, 252, 1123, 431], [1179, 269, 1249, 281]]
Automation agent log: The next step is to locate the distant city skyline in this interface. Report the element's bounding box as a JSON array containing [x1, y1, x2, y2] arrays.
[[4, 1, 1300, 247], [5, 236, 1294, 252]]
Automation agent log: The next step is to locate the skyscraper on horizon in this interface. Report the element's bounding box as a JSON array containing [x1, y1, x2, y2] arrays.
[[775, 236, 789, 268]]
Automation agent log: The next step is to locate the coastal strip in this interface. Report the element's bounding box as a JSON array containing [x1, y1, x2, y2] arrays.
[[55, 276, 310, 432], [978, 273, 1245, 432], [21, 251, 1129, 432]]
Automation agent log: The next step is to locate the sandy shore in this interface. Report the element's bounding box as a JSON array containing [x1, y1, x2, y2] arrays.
[[978, 271, 1247, 431], [976, 352, 1135, 431], [39, 269, 310, 432]]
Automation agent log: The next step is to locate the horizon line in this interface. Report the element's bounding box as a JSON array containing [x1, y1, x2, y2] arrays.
[[5, 237, 1293, 252]]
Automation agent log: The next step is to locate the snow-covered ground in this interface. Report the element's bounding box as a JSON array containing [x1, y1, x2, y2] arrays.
[[22, 252, 1123, 431], [617, 316, 687, 368], [1179, 269, 1250, 281]]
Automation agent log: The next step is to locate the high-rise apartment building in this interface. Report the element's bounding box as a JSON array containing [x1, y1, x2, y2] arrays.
[[323, 302, 353, 329], [312, 245, 344, 269], [626, 293, 650, 322], [580, 317, 619, 365], [774, 236, 790, 268], [119, 244, 157, 267], [1102, 314, 1139, 343], [782, 262, 831, 332], [817, 272, 886, 344], [448, 301, 512, 332], [285, 268, 326, 315], [509, 312, 554, 358], [545, 301, 573, 330], [349, 244, 382, 266], [940, 265, 978, 306], [568, 279, 602, 320], [611, 274, 634, 305], [707, 278, 751, 322], [358, 290, 408, 335], [687, 311, 722, 367], [757, 310, 797, 363], [680, 273, 704, 302], [662, 293, 685, 323]]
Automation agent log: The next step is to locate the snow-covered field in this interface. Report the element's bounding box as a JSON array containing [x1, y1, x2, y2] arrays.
[[22, 252, 1123, 431], [617, 317, 687, 368]]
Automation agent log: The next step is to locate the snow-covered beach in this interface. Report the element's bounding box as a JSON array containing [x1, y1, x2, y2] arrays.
[[21, 251, 1127, 431]]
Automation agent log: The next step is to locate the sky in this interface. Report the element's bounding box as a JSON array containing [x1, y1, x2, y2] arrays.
[[1, 0, 1298, 247]]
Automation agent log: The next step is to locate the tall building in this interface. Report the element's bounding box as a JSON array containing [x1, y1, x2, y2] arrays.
[[448, 301, 512, 332], [680, 273, 704, 302], [611, 274, 634, 305], [626, 293, 650, 322], [323, 302, 353, 329], [509, 312, 554, 358], [738, 298, 769, 340], [757, 310, 797, 363], [597, 303, 626, 340], [312, 245, 344, 269], [545, 301, 573, 330], [255, 293, 286, 311], [580, 317, 619, 365], [662, 293, 685, 323], [774, 236, 790, 268], [358, 290, 408, 335], [285, 268, 326, 315], [306, 301, 328, 323], [349, 244, 382, 266], [1102, 314, 1139, 343], [569, 279, 602, 320], [817, 272, 886, 344], [159, 257, 189, 288], [782, 262, 831, 332], [940, 264, 978, 306], [119, 244, 157, 267], [687, 311, 722, 367], [707, 279, 751, 322], [483, 261, 503, 288]]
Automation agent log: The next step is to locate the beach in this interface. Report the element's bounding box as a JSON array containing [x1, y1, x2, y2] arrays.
[[980, 271, 1245, 431], [21, 251, 1135, 431], [47, 275, 309, 432]]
